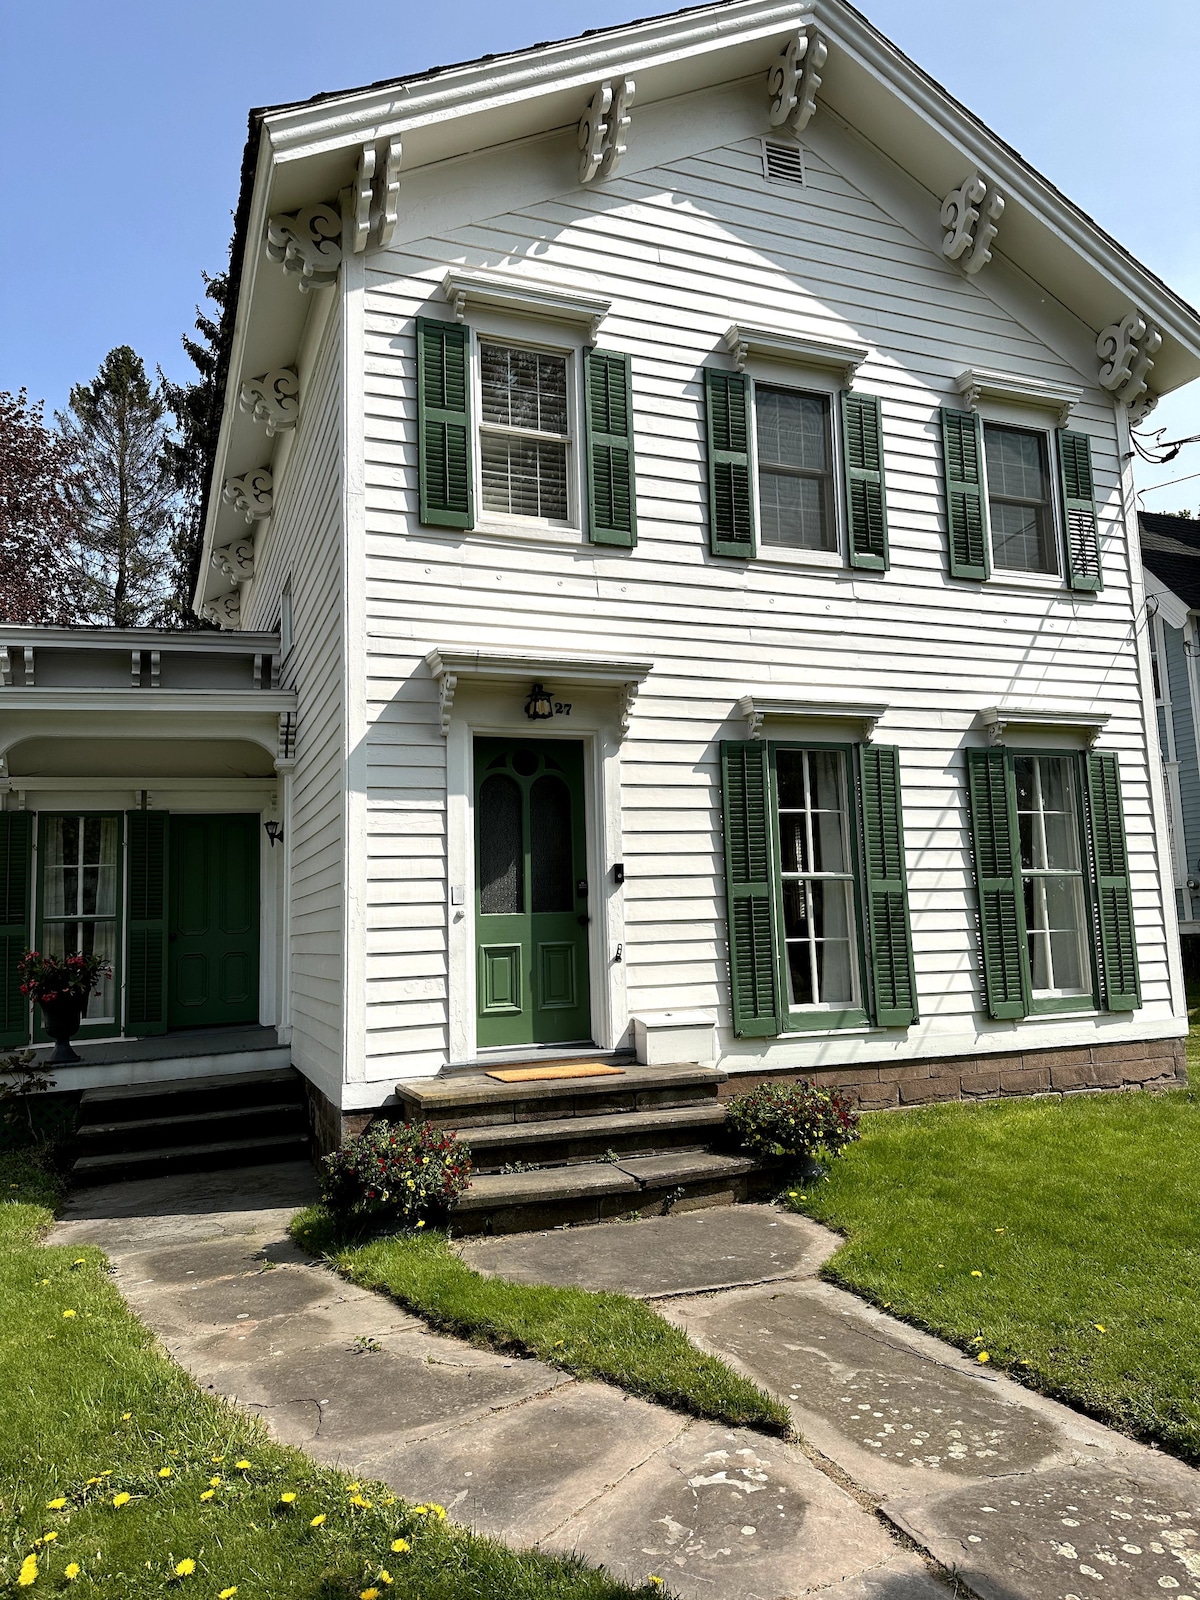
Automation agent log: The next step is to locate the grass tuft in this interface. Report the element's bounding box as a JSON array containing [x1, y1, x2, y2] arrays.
[[294, 1207, 790, 1435], [0, 1148, 669, 1598], [784, 1087, 1200, 1463]]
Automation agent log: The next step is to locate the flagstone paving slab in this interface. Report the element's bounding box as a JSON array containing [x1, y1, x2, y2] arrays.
[[458, 1202, 838, 1297]]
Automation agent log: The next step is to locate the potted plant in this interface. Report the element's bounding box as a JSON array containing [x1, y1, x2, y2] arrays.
[[17, 951, 110, 1064]]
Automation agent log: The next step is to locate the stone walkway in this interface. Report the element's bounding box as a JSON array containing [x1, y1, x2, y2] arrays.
[[52, 1169, 1200, 1600]]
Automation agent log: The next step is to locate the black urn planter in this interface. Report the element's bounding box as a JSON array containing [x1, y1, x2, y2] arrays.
[[39, 994, 86, 1065]]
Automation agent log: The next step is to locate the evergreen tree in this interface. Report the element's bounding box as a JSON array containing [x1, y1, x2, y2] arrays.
[[160, 270, 229, 628], [0, 389, 83, 624], [59, 346, 175, 627]]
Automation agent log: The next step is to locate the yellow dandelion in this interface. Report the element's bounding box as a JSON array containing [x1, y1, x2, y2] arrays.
[[380, 1496, 396, 1507], [977, 1351, 990, 1363], [73, 1258, 87, 1267], [428, 1504, 446, 1520], [42, 1531, 58, 1543], [349, 1494, 372, 1508], [390, 1538, 410, 1554], [970, 1271, 982, 1278], [211, 1455, 223, 1464], [174, 1557, 196, 1577], [219, 1590, 238, 1599], [360, 1589, 381, 1600], [46, 1497, 67, 1510], [65, 1565, 81, 1581], [412, 1505, 428, 1516], [235, 1460, 252, 1471], [309, 1513, 326, 1528], [348, 1481, 361, 1491], [1095, 1324, 1107, 1333], [62, 1309, 77, 1318], [112, 1492, 131, 1508], [280, 1492, 296, 1504], [200, 1490, 215, 1502], [379, 1573, 393, 1587], [649, 1580, 664, 1591], [39, 1278, 50, 1285], [416, 1220, 426, 1228], [209, 1476, 222, 1488], [159, 1467, 172, 1478], [18, 1554, 38, 1587]]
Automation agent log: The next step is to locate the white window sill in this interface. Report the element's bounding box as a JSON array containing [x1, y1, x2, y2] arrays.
[[988, 568, 1068, 593], [459, 519, 585, 548], [756, 545, 845, 570]]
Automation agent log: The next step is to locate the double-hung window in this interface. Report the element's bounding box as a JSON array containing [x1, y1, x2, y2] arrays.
[[39, 814, 121, 1025], [479, 343, 571, 523], [755, 388, 837, 552], [941, 405, 1102, 590], [966, 746, 1141, 1018], [720, 739, 918, 1037]]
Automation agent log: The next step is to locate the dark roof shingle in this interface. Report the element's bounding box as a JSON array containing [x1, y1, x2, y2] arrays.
[[1139, 510, 1200, 609]]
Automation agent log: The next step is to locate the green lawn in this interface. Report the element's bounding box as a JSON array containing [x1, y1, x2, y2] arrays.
[[785, 1087, 1200, 1464], [0, 1151, 665, 1600], [292, 1208, 789, 1435]]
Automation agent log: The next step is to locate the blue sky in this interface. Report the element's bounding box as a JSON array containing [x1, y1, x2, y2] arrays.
[[2, 0, 1198, 506]]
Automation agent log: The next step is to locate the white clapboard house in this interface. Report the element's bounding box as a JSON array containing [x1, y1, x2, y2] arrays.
[[2, 1, 1198, 1198]]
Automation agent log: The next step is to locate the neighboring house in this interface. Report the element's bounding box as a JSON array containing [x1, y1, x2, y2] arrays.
[[3, 0, 1199, 1164], [1139, 510, 1200, 963]]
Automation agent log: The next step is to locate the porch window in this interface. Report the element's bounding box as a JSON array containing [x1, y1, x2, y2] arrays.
[[1012, 755, 1089, 998], [40, 815, 119, 1023], [775, 748, 858, 1007], [479, 343, 570, 521]]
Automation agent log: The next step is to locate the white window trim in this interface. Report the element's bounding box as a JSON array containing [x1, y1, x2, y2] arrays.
[[978, 413, 1068, 588], [743, 359, 848, 568], [469, 322, 584, 542], [1163, 759, 1188, 891]]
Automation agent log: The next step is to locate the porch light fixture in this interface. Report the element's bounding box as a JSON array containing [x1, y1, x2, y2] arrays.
[[264, 820, 284, 848], [524, 683, 554, 720]]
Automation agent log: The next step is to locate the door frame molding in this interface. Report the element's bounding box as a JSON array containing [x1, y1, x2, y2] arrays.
[[446, 692, 626, 1063]]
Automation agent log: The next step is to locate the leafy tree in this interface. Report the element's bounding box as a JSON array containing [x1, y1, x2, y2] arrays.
[[160, 270, 229, 628], [0, 389, 83, 624], [59, 346, 176, 628]]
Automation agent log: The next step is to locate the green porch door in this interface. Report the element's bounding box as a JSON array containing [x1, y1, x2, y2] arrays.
[[167, 814, 260, 1030], [474, 738, 592, 1050]]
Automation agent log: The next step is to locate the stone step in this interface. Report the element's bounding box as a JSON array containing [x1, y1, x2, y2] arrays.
[[452, 1150, 760, 1235], [71, 1133, 311, 1187], [77, 1067, 303, 1126], [74, 1101, 308, 1155], [396, 1063, 726, 1130], [462, 1103, 728, 1171]]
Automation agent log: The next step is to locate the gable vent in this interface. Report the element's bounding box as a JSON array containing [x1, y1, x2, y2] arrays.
[[763, 140, 806, 186]]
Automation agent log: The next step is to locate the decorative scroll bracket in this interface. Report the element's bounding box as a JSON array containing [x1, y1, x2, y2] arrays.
[[264, 203, 343, 292], [276, 710, 298, 772], [211, 537, 256, 583], [350, 136, 403, 252], [437, 672, 458, 738], [239, 369, 299, 437], [221, 468, 274, 524], [203, 589, 242, 630], [1097, 309, 1161, 422], [768, 25, 827, 136], [979, 706, 1110, 748], [941, 175, 1005, 276], [578, 77, 634, 183]]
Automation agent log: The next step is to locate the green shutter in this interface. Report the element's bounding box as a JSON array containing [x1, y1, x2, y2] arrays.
[[0, 811, 33, 1048], [125, 811, 169, 1036], [941, 407, 989, 580], [842, 392, 889, 571], [720, 741, 779, 1036], [1084, 752, 1140, 1011], [965, 748, 1027, 1019], [584, 348, 637, 547], [705, 369, 756, 558], [417, 317, 473, 530], [1058, 429, 1103, 592], [857, 745, 917, 1025]]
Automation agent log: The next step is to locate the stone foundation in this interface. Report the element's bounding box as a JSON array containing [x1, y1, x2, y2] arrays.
[[303, 1035, 1188, 1150], [717, 1035, 1188, 1110]]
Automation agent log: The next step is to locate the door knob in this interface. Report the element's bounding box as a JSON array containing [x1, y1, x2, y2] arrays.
[[577, 914, 590, 926]]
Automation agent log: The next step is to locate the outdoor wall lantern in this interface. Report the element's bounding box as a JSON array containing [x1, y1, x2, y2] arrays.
[[524, 683, 555, 720], [264, 820, 284, 848]]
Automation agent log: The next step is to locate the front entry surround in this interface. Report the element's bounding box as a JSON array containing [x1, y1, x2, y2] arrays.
[[431, 648, 651, 1065]]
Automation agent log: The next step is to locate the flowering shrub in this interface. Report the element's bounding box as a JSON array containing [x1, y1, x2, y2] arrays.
[[725, 1079, 860, 1166], [320, 1121, 472, 1227], [18, 951, 108, 1005]]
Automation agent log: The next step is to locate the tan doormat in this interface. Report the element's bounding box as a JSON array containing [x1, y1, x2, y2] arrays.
[[484, 1064, 627, 1083]]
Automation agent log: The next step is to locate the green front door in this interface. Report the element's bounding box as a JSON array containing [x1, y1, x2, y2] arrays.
[[167, 814, 260, 1030], [475, 738, 592, 1049]]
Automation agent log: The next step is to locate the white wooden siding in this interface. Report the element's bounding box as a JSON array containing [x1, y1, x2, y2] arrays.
[[243, 301, 345, 1098], [351, 123, 1177, 1087]]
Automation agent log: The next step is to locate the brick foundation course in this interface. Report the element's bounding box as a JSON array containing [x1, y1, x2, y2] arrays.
[[717, 1035, 1187, 1110]]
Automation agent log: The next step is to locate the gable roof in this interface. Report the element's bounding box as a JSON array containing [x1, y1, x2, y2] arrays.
[[1140, 512, 1200, 613], [199, 0, 1200, 608]]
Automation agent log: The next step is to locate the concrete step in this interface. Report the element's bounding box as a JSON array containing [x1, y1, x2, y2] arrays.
[[463, 1103, 728, 1171], [77, 1067, 303, 1126], [397, 1063, 727, 1130], [71, 1133, 311, 1187], [452, 1150, 760, 1235], [75, 1101, 308, 1155]]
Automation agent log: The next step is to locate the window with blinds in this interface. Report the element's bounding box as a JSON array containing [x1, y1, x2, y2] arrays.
[[479, 343, 571, 521]]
